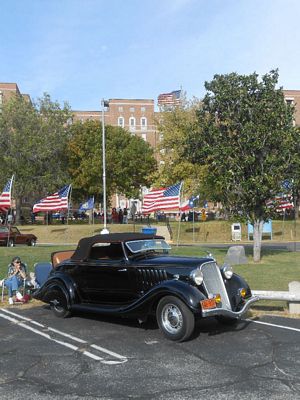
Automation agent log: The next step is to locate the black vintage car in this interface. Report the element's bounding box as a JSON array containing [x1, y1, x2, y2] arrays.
[[33, 232, 259, 342]]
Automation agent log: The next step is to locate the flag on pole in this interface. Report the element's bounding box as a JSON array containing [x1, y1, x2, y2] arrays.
[[79, 197, 94, 212], [180, 195, 199, 211], [33, 185, 71, 213], [266, 195, 293, 211], [142, 183, 182, 213], [0, 176, 14, 211], [158, 90, 182, 106]]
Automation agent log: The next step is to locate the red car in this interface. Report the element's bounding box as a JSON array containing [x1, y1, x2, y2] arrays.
[[0, 226, 37, 247]]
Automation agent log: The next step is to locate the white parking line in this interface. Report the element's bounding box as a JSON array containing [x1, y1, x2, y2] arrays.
[[0, 308, 128, 363], [246, 318, 300, 333]]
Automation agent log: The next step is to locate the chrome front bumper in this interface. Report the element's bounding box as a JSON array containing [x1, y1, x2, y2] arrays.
[[201, 296, 260, 319]]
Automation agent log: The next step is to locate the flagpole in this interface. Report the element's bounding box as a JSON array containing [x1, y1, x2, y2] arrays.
[[177, 181, 184, 247], [101, 99, 109, 234], [67, 185, 72, 226]]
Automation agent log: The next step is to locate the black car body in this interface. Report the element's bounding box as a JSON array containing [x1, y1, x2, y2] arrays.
[[33, 232, 259, 341]]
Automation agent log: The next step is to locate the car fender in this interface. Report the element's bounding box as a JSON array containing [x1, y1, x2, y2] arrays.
[[33, 273, 78, 306], [225, 273, 252, 296], [120, 280, 206, 317], [151, 279, 206, 310]]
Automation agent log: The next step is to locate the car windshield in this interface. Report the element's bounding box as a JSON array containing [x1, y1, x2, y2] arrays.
[[125, 239, 171, 254], [0, 226, 9, 233]]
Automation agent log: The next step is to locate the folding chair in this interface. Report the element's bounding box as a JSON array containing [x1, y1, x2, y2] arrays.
[[34, 262, 53, 288], [1, 263, 28, 302]]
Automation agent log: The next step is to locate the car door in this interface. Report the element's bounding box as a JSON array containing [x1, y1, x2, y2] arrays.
[[10, 227, 26, 245], [81, 259, 137, 305]]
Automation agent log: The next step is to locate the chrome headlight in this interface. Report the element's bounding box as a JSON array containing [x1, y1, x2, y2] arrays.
[[222, 264, 233, 279], [190, 269, 204, 285]]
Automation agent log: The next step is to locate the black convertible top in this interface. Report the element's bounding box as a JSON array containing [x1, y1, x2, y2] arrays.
[[71, 232, 164, 261]]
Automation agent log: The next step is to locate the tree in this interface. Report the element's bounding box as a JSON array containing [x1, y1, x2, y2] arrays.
[[185, 70, 297, 262], [155, 99, 207, 197], [287, 126, 300, 219], [67, 120, 157, 203], [0, 93, 72, 222]]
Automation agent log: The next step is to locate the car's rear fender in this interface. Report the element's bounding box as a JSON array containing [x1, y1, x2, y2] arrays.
[[33, 274, 78, 306]]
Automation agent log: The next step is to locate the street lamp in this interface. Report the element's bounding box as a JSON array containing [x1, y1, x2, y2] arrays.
[[101, 98, 110, 234]]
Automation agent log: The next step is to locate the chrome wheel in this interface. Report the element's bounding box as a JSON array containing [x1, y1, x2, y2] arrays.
[[156, 296, 195, 342], [161, 303, 183, 334]]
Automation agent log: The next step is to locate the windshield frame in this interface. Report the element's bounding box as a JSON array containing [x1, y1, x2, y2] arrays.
[[125, 239, 171, 254]]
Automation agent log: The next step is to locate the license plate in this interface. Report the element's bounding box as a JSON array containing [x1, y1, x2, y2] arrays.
[[201, 298, 217, 310]]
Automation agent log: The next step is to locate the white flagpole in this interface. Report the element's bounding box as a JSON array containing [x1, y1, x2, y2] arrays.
[[67, 185, 72, 226], [176, 181, 184, 247]]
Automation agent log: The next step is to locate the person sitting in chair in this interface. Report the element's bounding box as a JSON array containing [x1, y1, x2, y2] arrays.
[[0, 256, 27, 304]]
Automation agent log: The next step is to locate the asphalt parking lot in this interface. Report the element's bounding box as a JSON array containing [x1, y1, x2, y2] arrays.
[[0, 305, 299, 400]]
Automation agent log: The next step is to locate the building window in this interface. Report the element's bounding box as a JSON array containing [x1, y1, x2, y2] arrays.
[[285, 97, 294, 105], [0, 91, 3, 105], [141, 117, 147, 130], [141, 133, 147, 141], [130, 107, 135, 112], [129, 117, 136, 131], [118, 106, 123, 112], [118, 116, 125, 127], [141, 107, 146, 112]]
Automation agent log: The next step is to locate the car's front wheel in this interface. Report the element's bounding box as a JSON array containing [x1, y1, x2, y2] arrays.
[[156, 296, 195, 342], [28, 238, 36, 246], [49, 288, 71, 318]]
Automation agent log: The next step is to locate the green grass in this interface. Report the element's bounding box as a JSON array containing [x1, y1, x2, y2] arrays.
[[1, 243, 299, 293]]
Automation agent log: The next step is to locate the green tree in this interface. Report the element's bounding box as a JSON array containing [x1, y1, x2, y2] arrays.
[[288, 126, 300, 219], [68, 120, 157, 202], [185, 70, 296, 262], [0, 93, 72, 222], [155, 99, 207, 197]]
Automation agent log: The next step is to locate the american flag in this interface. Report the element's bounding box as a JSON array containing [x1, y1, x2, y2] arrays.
[[0, 176, 14, 211], [142, 183, 182, 214], [33, 185, 71, 213], [158, 90, 182, 106], [266, 195, 294, 211]]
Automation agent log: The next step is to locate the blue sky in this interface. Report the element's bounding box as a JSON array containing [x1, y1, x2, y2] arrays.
[[1, 0, 299, 110]]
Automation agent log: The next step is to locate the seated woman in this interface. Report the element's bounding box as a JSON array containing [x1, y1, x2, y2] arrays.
[[0, 256, 27, 304]]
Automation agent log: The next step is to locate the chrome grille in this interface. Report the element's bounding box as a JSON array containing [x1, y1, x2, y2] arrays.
[[200, 262, 231, 310], [137, 268, 168, 291]]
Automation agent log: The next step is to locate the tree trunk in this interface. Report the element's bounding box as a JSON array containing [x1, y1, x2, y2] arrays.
[[253, 219, 263, 262]]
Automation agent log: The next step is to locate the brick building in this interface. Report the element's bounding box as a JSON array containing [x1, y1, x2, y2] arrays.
[[0, 82, 31, 106], [283, 90, 300, 126], [73, 98, 158, 149]]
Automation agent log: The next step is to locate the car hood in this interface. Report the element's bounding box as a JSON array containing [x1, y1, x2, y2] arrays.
[[132, 254, 215, 272]]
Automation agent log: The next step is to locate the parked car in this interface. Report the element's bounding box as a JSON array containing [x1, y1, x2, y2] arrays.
[[0, 225, 37, 247], [33, 232, 259, 342]]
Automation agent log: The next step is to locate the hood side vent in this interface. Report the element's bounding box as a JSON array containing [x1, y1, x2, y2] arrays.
[[137, 268, 167, 291]]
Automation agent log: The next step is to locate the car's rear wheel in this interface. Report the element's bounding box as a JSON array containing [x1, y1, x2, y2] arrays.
[[156, 296, 195, 342], [49, 288, 71, 318], [28, 238, 36, 246], [7, 239, 14, 247]]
